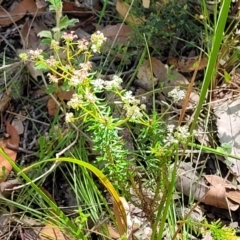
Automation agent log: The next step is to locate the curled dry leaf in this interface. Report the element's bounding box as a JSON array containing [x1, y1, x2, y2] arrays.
[[177, 165, 240, 210], [0, 122, 19, 183], [203, 175, 240, 210], [21, 20, 39, 49], [202, 182, 238, 211], [0, 179, 20, 198]]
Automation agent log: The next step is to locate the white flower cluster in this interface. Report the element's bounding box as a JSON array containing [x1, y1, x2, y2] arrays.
[[65, 112, 74, 123], [28, 49, 43, 60], [90, 30, 107, 53], [91, 75, 123, 91], [68, 62, 92, 87], [168, 86, 186, 102], [121, 91, 146, 121], [67, 93, 84, 109], [62, 31, 78, 41], [47, 73, 59, 83], [46, 56, 58, 67], [164, 124, 190, 146]]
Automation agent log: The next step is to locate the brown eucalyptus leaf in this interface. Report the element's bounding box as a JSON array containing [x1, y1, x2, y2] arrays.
[[204, 175, 232, 187]]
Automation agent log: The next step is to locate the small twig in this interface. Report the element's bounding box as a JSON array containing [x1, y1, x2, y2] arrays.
[[10, 163, 58, 191], [6, 110, 50, 126], [6, 143, 36, 155], [178, 52, 203, 125], [84, 216, 108, 238]]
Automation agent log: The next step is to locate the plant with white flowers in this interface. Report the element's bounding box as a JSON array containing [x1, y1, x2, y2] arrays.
[[19, 22, 192, 191]]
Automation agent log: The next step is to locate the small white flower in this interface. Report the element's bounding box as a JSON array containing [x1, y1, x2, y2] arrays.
[[164, 134, 179, 146], [77, 39, 89, 51], [124, 104, 143, 121], [80, 61, 92, 71], [167, 124, 175, 133], [67, 93, 83, 109], [65, 112, 74, 123], [29, 49, 43, 60], [91, 78, 105, 90], [47, 73, 59, 83], [168, 87, 186, 102], [69, 75, 83, 86], [105, 79, 122, 91], [140, 104, 146, 111], [91, 44, 98, 53], [176, 125, 190, 139], [46, 56, 58, 67], [62, 31, 78, 41], [85, 89, 97, 103], [122, 91, 135, 104], [112, 75, 123, 85]]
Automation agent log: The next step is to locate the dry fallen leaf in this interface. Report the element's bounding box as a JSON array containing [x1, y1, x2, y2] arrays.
[[39, 225, 72, 240], [168, 56, 208, 72], [116, 0, 146, 25], [203, 175, 240, 210], [203, 183, 238, 210], [101, 24, 132, 45], [58, 89, 75, 101], [0, 92, 10, 112], [213, 96, 240, 182], [108, 225, 120, 239], [136, 59, 158, 90], [151, 56, 189, 93], [47, 98, 58, 116], [0, 0, 45, 27], [11, 119, 24, 135], [21, 20, 40, 49], [63, 1, 100, 17], [0, 122, 19, 183]]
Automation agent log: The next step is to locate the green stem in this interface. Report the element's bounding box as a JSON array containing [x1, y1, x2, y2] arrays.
[[190, 0, 232, 133]]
